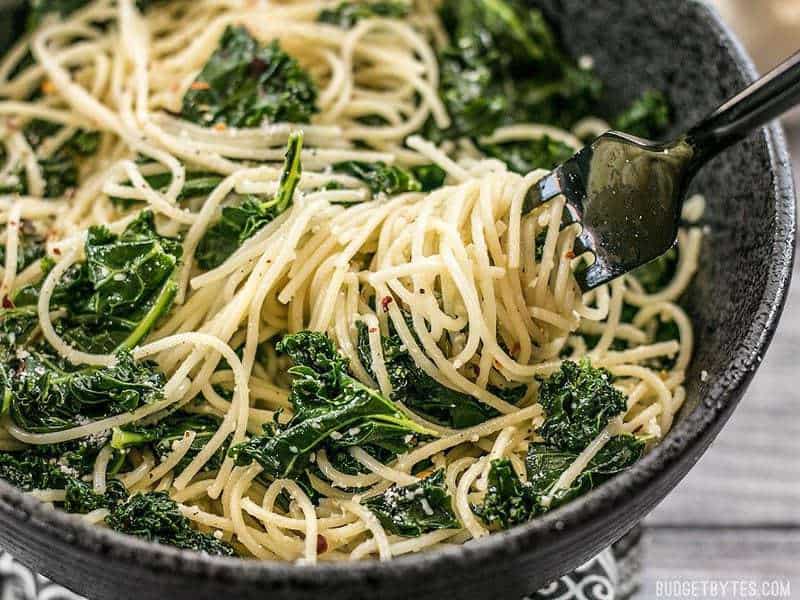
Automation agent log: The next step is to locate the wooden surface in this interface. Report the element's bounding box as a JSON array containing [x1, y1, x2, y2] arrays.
[[635, 126, 800, 597]]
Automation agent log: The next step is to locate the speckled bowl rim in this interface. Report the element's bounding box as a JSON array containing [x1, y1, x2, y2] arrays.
[[0, 0, 796, 590]]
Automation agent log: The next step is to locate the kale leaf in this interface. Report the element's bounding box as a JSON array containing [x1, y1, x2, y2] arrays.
[[474, 459, 538, 529], [481, 136, 575, 174], [526, 435, 644, 509], [318, 1, 410, 28], [0, 439, 128, 515], [334, 161, 421, 196], [435, 0, 601, 140], [112, 412, 227, 473], [613, 90, 671, 139], [631, 247, 678, 294], [356, 320, 524, 429], [196, 132, 303, 269], [50, 211, 182, 353], [64, 478, 128, 514], [537, 359, 626, 452], [364, 469, 459, 537], [109, 170, 224, 209], [0, 120, 100, 198], [4, 349, 165, 433], [475, 434, 644, 529], [181, 25, 317, 127], [106, 491, 235, 556], [333, 162, 447, 195], [0, 225, 45, 275], [230, 331, 434, 479]]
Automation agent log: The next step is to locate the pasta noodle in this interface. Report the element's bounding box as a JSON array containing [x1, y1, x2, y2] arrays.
[[0, 0, 703, 564]]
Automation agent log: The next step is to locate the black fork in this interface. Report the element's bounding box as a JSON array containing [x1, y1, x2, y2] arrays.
[[525, 50, 800, 291]]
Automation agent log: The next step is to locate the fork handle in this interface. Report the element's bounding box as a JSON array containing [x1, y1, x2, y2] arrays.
[[686, 50, 800, 166]]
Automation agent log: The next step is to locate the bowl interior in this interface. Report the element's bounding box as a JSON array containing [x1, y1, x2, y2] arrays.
[[0, 2, 795, 600]]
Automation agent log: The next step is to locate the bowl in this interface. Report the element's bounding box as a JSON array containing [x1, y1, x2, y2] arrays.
[[0, 1, 795, 599]]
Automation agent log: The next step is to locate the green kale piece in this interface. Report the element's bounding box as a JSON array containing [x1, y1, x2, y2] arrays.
[[196, 132, 303, 269], [537, 359, 626, 452], [631, 247, 678, 294], [333, 162, 447, 195], [364, 470, 459, 537], [64, 478, 128, 514], [109, 170, 225, 209], [410, 164, 447, 192], [334, 161, 422, 196], [318, 1, 410, 28], [49, 210, 182, 354], [4, 349, 165, 433], [112, 412, 227, 473], [106, 491, 235, 556], [434, 0, 601, 140], [481, 136, 574, 174], [475, 433, 644, 529], [0, 439, 129, 515], [613, 90, 671, 139], [0, 226, 45, 274], [474, 458, 538, 529], [229, 331, 434, 479], [0, 119, 100, 198], [356, 320, 525, 429], [525, 435, 644, 509], [181, 25, 317, 127], [26, 0, 159, 31]]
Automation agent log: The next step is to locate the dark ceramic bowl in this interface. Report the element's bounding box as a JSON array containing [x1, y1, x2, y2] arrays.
[[0, 1, 796, 599]]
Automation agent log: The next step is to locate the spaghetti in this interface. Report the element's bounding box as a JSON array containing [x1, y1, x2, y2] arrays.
[[0, 0, 702, 562]]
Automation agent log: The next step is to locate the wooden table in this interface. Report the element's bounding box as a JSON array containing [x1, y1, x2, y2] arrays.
[[636, 126, 800, 597]]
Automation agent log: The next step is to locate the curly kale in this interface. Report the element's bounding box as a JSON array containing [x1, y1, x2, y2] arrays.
[[613, 90, 671, 139], [106, 492, 235, 556], [196, 132, 303, 269], [476, 433, 645, 529], [356, 320, 525, 429], [0, 119, 100, 198], [112, 412, 227, 473], [631, 247, 678, 294], [434, 0, 601, 142], [333, 161, 445, 196], [0, 439, 128, 515], [64, 478, 128, 514], [474, 360, 644, 529], [526, 435, 644, 509], [318, 2, 410, 28], [474, 459, 539, 529], [0, 225, 45, 274], [230, 331, 434, 479], [181, 26, 317, 127], [26, 0, 160, 31], [537, 359, 626, 452], [34, 210, 182, 354], [365, 470, 459, 537], [4, 349, 165, 433], [109, 170, 225, 209], [481, 136, 575, 175]]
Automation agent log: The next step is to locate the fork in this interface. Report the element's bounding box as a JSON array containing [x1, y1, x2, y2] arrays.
[[526, 50, 800, 291]]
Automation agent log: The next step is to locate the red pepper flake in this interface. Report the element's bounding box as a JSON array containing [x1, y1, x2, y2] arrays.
[[380, 296, 393, 312], [2, 296, 14, 309], [316, 534, 328, 554], [564, 250, 576, 259], [53, 247, 61, 255], [190, 81, 211, 91], [213, 122, 227, 132], [368, 327, 378, 334]]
